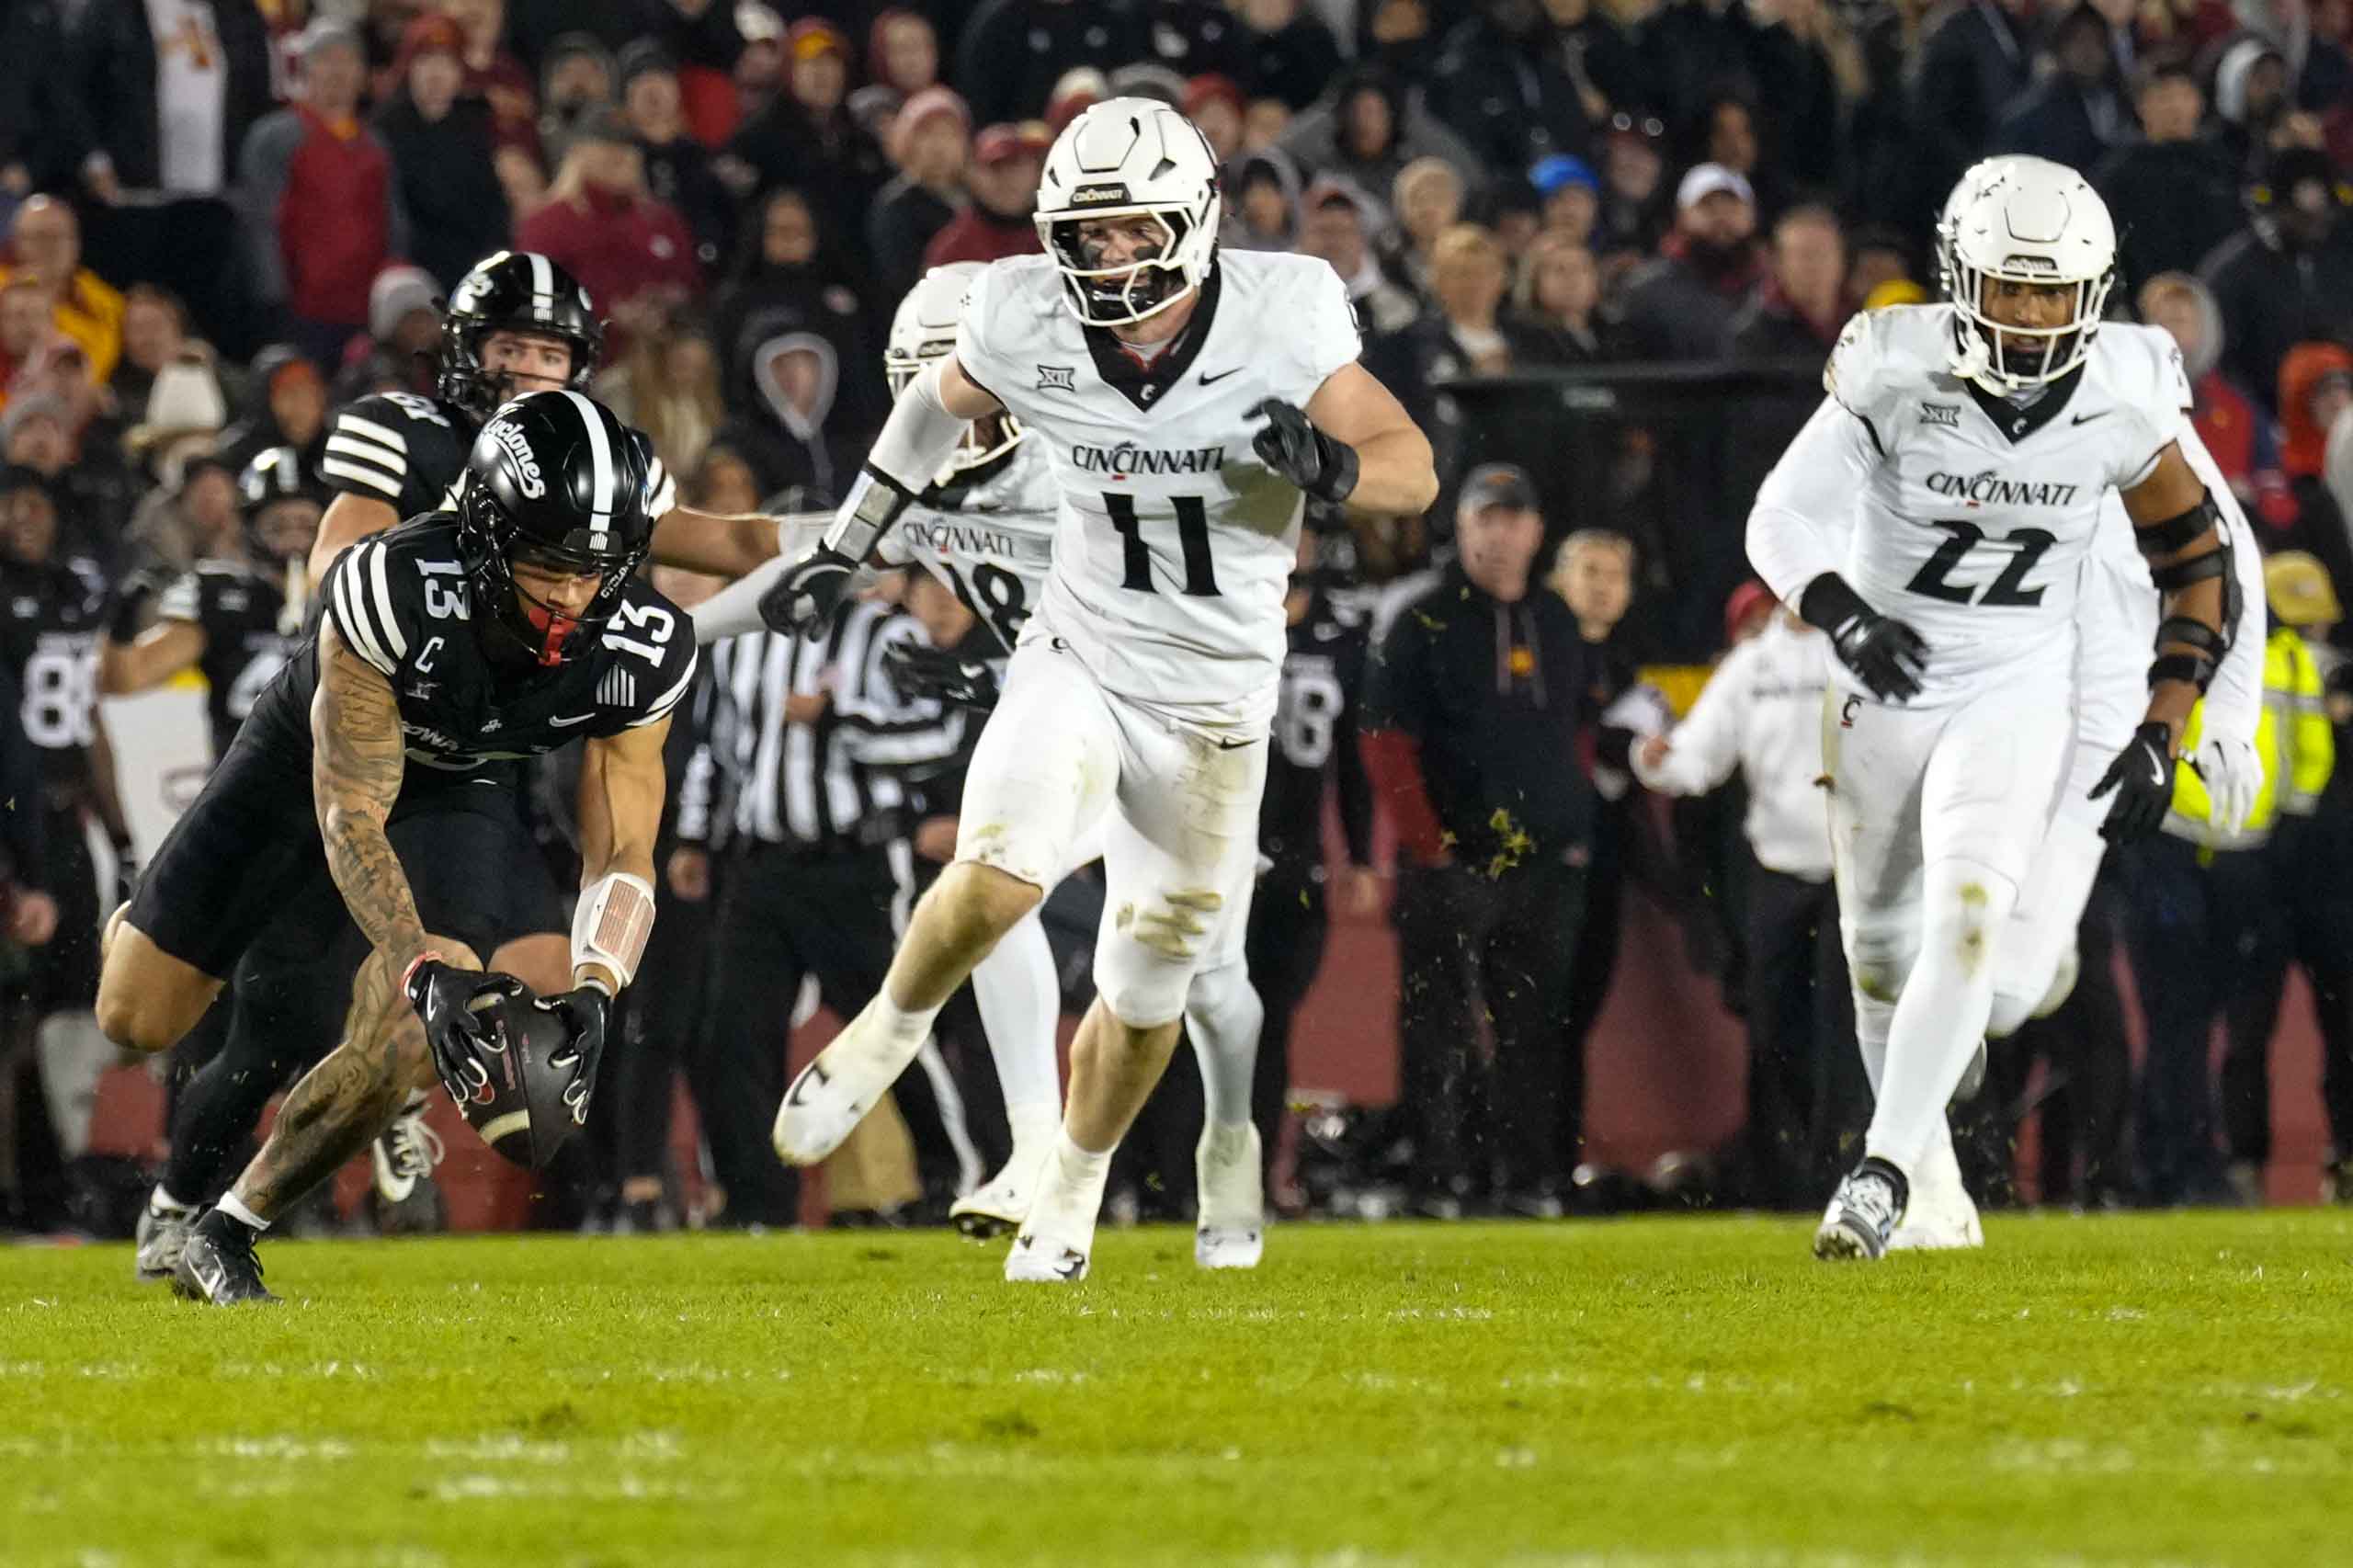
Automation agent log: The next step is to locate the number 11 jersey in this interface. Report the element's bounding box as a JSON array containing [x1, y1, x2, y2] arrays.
[[955, 250, 1363, 729], [1825, 303, 2188, 707]]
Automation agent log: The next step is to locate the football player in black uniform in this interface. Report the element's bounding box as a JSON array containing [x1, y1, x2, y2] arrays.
[[97, 393, 693, 1303], [0, 465, 135, 1210], [97, 448, 344, 1273]]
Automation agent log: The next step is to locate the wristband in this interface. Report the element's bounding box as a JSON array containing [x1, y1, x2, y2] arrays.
[[1796, 573, 1870, 638]]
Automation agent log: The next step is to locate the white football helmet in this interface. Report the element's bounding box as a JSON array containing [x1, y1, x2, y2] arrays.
[[884, 262, 1023, 478], [1034, 97, 1222, 327], [1938, 154, 2116, 392]]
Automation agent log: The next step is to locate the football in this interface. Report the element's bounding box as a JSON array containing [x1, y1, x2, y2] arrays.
[[451, 986, 584, 1169]]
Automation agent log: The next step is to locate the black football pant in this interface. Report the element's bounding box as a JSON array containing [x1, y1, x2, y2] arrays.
[[1244, 856, 1330, 1178], [1741, 868, 1864, 1208], [585, 873, 714, 1199], [694, 842, 980, 1227], [2220, 812, 2353, 1167], [1395, 856, 1587, 1199]]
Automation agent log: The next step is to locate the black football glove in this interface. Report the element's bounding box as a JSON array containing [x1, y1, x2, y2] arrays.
[[1247, 398, 1359, 505], [109, 841, 138, 908], [2089, 721, 2177, 844], [1829, 608, 1930, 703], [883, 641, 1001, 709], [404, 959, 528, 1106], [758, 547, 856, 634], [535, 985, 611, 1125]]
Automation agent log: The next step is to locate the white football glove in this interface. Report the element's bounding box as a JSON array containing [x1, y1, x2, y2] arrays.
[[2193, 733, 2262, 834]]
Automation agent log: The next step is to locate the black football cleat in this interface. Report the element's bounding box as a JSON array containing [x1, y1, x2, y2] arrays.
[[172, 1210, 281, 1305]]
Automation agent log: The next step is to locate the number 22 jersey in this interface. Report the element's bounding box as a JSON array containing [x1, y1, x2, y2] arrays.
[[1817, 303, 2189, 707], [954, 250, 1363, 728]]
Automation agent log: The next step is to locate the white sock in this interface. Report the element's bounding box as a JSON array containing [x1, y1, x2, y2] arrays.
[[217, 1192, 271, 1233], [969, 913, 1063, 1123], [1008, 1101, 1062, 1156], [150, 1187, 196, 1216], [871, 991, 943, 1054], [1867, 863, 2017, 1176], [1031, 1129, 1114, 1240], [1183, 960, 1264, 1129], [1200, 1119, 1255, 1163]]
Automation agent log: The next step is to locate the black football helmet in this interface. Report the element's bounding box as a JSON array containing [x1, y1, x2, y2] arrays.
[[236, 447, 325, 565], [438, 251, 606, 419], [456, 392, 656, 667]]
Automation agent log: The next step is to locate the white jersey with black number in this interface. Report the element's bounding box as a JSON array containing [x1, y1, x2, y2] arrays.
[[1824, 304, 2189, 707], [955, 250, 1363, 729], [874, 437, 1061, 655]]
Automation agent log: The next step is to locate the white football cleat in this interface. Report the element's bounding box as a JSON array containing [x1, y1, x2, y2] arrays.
[[952, 1142, 1050, 1240], [1888, 1120, 1982, 1252], [774, 1003, 926, 1166], [1193, 1121, 1265, 1270], [369, 1090, 445, 1205], [1005, 1142, 1109, 1284]]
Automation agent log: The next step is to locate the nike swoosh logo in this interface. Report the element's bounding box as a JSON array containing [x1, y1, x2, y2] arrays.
[[1214, 735, 1259, 750], [550, 712, 597, 727], [2147, 755, 2166, 789], [1199, 368, 1243, 386], [2071, 411, 2109, 426], [195, 1260, 226, 1299], [787, 1062, 829, 1107]]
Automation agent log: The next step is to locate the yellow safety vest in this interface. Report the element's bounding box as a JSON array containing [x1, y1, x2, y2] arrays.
[[2166, 626, 2334, 848]]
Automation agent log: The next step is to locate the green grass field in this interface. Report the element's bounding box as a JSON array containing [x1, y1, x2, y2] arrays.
[[3, 1213, 2348, 1567]]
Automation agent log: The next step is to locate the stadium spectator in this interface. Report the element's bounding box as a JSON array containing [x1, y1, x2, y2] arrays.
[[347, 266, 443, 401], [621, 40, 734, 276], [1593, 110, 1672, 270], [1511, 232, 1609, 364], [119, 354, 228, 499], [1426, 0, 1594, 175], [1727, 205, 1847, 362], [1910, 0, 2036, 218], [1243, 96, 1294, 152], [870, 87, 973, 306], [1232, 0, 1345, 111], [1279, 70, 1484, 217], [594, 309, 724, 479], [516, 110, 702, 356], [1185, 74, 1249, 163], [732, 4, 789, 125], [0, 278, 53, 409], [922, 124, 1047, 270], [2137, 272, 2291, 530], [2213, 39, 2292, 179], [1363, 465, 1597, 1217], [2095, 60, 2242, 293], [953, 0, 1138, 126], [123, 450, 237, 579], [1371, 224, 1549, 489], [0, 199, 124, 388], [722, 19, 892, 260], [1389, 156, 1467, 298], [1990, 3, 2131, 173], [1222, 150, 1304, 253], [1609, 164, 1764, 361], [1295, 177, 1421, 337], [237, 22, 409, 370], [108, 286, 202, 421], [57, 0, 276, 206], [444, 0, 543, 173], [537, 32, 619, 173], [2202, 148, 2353, 417], [215, 345, 327, 478], [1530, 154, 1601, 247], [374, 14, 513, 294], [2276, 341, 2353, 604], [867, 10, 943, 98]]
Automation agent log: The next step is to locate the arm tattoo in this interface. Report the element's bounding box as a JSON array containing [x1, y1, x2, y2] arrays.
[[313, 625, 429, 968]]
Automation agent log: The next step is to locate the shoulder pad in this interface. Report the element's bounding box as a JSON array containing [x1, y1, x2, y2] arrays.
[[1824, 305, 1947, 424]]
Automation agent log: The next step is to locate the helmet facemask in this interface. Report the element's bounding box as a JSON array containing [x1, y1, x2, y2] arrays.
[[456, 483, 644, 668], [1944, 244, 2113, 392], [1043, 207, 1210, 327]]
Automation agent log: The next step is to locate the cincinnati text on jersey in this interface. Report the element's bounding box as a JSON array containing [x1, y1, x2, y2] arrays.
[[899, 518, 1054, 565], [1070, 441, 1225, 476], [1923, 472, 2084, 508]]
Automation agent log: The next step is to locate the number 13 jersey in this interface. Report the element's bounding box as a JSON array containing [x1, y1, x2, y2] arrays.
[[1824, 303, 2188, 707], [955, 250, 1363, 729]]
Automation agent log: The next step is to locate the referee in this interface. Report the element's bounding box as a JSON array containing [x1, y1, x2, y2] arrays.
[[684, 594, 980, 1226]]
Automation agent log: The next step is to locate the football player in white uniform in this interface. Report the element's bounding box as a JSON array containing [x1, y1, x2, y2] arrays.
[[694, 262, 1272, 1254], [1747, 157, 2238, 1259], [760, 99, 1436, 1281]]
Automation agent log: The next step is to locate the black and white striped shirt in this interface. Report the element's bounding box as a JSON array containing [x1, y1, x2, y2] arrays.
[[685, 602, 963, 850]]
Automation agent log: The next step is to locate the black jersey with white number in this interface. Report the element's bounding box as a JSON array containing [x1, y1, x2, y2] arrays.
[[0, 557, 107, 789], [1259, 584, 1372, 866], [241, 517, 697, 799], [155, 559, 301, 758], [319, 391, 476, 521]]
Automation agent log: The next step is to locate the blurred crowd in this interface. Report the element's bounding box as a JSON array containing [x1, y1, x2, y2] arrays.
[[6, 0, 2353, 1233]]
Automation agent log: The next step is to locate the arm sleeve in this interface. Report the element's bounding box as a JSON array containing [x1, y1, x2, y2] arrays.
[[1630, 646, 1750, 798], [1746, 394, 1877, 604], [2178, 421, 2268, 748]]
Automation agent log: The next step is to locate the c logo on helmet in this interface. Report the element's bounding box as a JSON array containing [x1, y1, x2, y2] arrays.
[[489, 421, 546, 499]]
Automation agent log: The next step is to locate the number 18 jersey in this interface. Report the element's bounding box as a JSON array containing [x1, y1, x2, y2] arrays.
[[874, 437, 1060, 656], [1825, 303, 2188, 706], [955, 250, 1363, 728]]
